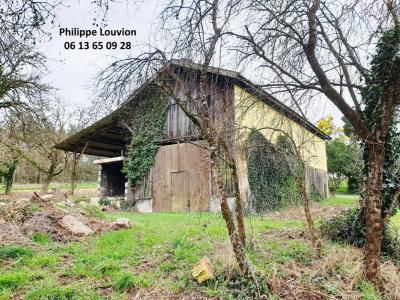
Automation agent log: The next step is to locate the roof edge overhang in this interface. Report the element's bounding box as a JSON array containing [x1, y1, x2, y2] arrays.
[[55, 60, 330, 156]]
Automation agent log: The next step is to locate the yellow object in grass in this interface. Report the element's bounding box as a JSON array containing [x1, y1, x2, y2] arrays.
[[191, 257, 214, 284]]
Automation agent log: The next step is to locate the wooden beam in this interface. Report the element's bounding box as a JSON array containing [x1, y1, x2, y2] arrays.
[[93, 156, 126, 165]]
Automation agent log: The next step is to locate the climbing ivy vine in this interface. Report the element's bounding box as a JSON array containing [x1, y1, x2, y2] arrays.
[[362, 25, 400, 218], [122, 87, 169, 186], [247, 131, 299, 212]]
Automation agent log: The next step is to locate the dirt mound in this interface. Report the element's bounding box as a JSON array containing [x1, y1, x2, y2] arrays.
[[0, 193, 111, 245]]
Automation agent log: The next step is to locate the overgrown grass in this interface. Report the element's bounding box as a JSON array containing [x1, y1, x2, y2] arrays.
[[0, 245, 33, 261], [0, 196, 398, 299], [31, 232, 52, 245]]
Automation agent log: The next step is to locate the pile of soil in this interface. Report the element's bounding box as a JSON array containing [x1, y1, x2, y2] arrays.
[[0, 193, 111, 245]]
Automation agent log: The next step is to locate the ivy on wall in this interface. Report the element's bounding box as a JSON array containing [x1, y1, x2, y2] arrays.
[[122, 87, 169, 187], [247, 131, 299, 212]]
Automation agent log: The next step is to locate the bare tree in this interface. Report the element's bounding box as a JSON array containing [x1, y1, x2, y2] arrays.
[[97, 0, 252, 275], [0, 100, 70, 193], [0, 0, 58, 118], [228, 0, 400, 283], [67, 107, 96, 195], [0, 0, 118, 119]]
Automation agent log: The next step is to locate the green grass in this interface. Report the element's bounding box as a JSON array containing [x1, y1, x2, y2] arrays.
[[0, 181, 97, 194], [0, 245, 33, 261], [31, 232, 52, 245], [0, 195, 397, 299], [319, 194, 359, 207], [0, 211, 296, 298]]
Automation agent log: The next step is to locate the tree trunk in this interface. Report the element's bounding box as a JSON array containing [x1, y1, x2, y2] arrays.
[[70, 154, 78, 195], [364, 144, 385, 283], [231, 159, 246, 246], [210, 151, 250, 275], [41, 176, 52, 193], [298, 174, 318, 249]]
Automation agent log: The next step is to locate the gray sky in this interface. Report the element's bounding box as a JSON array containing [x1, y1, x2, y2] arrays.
[[39, 0, 161, 109], [37, 0, 342, 125]]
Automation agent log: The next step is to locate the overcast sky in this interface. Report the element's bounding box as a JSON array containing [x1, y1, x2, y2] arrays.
[[38, 1, 161, 108], [37, 0, 342, 125]]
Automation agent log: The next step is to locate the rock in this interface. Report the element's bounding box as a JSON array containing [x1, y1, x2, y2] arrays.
[[64, 199, 75, 207], [41, 194, 54, 201], [192, 257, 214, 284], [60, 215, 93, 236], [110, 218, 131, 230]]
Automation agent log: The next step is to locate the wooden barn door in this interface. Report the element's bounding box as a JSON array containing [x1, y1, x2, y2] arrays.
[[171, 171, 189, 212], [152, 142, 210, 212]]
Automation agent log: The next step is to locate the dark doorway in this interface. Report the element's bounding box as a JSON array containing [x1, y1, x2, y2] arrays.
[[100, 161, 126, 197]]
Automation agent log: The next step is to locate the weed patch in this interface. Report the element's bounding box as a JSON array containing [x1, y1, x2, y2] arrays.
[[0, 245, 32, 260], [94, 260, 121, 276], [31, 232, 52, 245], [0, 271, 30, 290], [216, 273, 269, 300], [82, 205, 106, 220], [113, 272, 136, 292]]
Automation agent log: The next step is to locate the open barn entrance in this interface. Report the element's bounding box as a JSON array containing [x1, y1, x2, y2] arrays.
[[94, 157, 126, 198]]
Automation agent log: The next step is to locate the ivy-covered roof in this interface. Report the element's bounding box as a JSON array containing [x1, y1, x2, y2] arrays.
[[55, 60, 329, 157]]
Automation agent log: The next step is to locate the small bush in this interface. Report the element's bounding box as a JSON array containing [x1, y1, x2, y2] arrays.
[[31, 232, 52, 245], [99, 198, 111, 206], [222, 273, 269, 300], [113, 272, 136, 292], [321, 208, 400, 260], [120, 199, 135, 211], [0, 245, 33, 260]]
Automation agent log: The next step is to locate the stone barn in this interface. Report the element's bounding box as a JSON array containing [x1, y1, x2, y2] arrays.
[[56, 60, 330, 213]]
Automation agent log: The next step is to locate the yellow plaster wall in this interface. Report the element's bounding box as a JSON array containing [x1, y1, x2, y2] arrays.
[[234, 85, 327, 172]]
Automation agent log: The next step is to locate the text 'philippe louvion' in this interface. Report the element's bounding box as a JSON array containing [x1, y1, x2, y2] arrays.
[[59, 28, 137, 38]]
